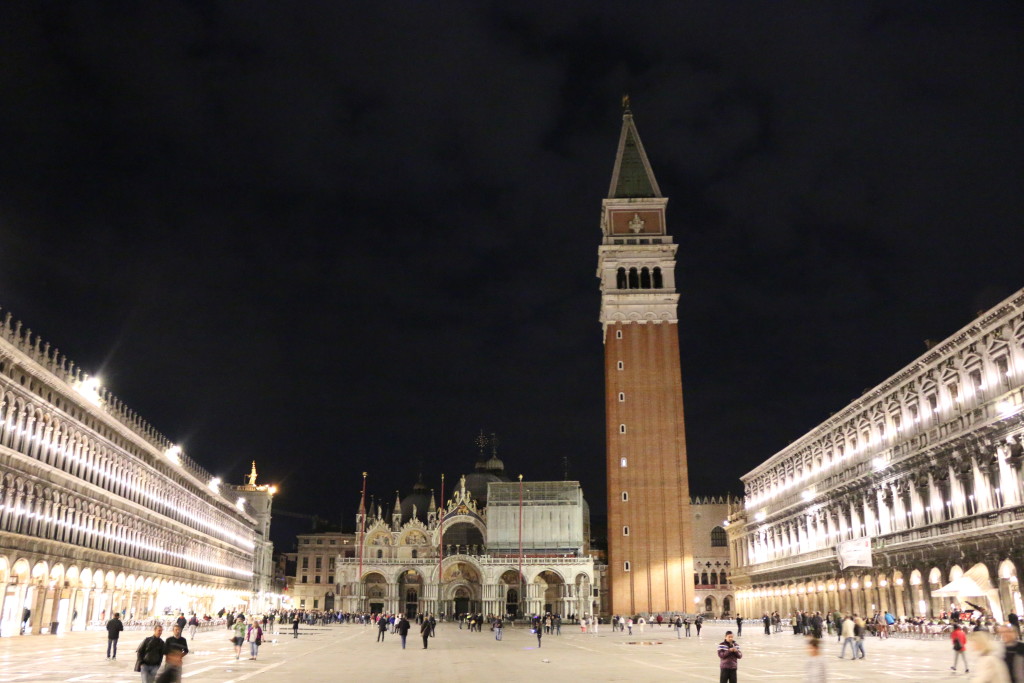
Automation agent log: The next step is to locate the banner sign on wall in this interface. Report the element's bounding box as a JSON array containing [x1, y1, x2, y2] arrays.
[[836, 537, 873, 570]]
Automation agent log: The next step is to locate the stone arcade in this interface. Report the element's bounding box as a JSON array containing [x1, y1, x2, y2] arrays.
[[728, 288, 1024, 620]]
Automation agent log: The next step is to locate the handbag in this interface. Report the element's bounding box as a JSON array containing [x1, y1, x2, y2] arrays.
[[134, 658, 142, 673]]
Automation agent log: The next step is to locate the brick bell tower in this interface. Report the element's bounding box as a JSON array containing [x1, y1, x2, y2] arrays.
[[598, 100, 695, 616]]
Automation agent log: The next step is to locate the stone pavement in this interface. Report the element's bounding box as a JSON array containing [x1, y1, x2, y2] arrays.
[[0, 621, 972, 682]]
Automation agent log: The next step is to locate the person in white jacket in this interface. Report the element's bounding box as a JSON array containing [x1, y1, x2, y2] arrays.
[[968, 631, 1011, 683]]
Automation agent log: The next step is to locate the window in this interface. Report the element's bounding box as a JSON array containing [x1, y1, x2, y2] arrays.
[[616, 268, 627, 289], [330, 540, 337, 545], [329, 558, 336, 569], [376, 549, 383, 558], [315, 576, 321, 584], [617, 361, 624, 371], [411, 549, 418, 558], [653, 267, 663, 288], [996, 356, 1011, 387], [300, 599, 306, 608], [302, 557, 308, 569], [619, 424, 626, 434], [618, 392, 625, 402], [620, 457, 627, 468], [315, 557, 322, 569], [616, 329, 623, 340], [301, 575, 307, 583], [313, 599, 319, 609], [623, 561, 631, 572], [621, 491, 628, 502], [711, 526, 727, 547], [328, 575, 334, 583], [623, 526, 630, 536], [316, 539, 323, 545]]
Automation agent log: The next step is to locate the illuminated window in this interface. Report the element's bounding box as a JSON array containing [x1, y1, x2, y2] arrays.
[[618, 392, 625, 402], [619, 424, 626, 434], [617, 361, 624, 371], [623, 561, 631, 572], [616, 329, 623, 340], [623, 526, 630, 536], [621, 491, 628, 502], [620, 457, 627, 468]]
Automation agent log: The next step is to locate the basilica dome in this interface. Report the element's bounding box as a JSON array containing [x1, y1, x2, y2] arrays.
[[399, 476, 432, 524]]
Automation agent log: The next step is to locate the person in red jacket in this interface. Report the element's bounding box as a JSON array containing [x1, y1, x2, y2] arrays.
[[950, 623, 969, 673], [718, 631, 743, 683]]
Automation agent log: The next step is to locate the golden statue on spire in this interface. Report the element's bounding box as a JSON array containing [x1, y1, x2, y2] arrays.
[[247, 460, 258, 486], [622, 94, 631, 113]]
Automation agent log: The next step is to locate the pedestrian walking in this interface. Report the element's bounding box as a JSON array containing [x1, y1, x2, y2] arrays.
[[684, 617, 692, 637], [535, 622, 543, 648], [638, 616, 646, 635], [674, 616, 682, 638], [838, 616, 856, 659], [696, 615, 703, 636], [627, 617, 633, 635], [998, 625, 1024, 683], [950, 624, 968, 673], [804, 637, 827, 682], [164, 624, 189, 658], [377, 615, 388, 642], [494, 617, 503, 641], [187, 614, 199, 640], [155, 643, 185, 683], [245, 619, 263, 660], [397, 615, 410, 649], [420, 618, 432, 649], [106, 612, 123, 660], [231, 617, 247, 659], [135, 624, 165, 683], [717, 631, 742, 683], [763, 613, 771, 635], [967, 630, 1011, 682], [292, 614, 300, 639], [736, 614, 743, 637]]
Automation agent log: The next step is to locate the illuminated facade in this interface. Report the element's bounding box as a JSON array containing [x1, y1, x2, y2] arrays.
[[598, 103, 695, 615], [728, 289, 1024, 620], [0, 308, 272, 635], [335, 447, 595, 618]]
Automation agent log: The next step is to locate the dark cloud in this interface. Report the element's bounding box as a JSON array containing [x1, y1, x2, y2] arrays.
[[0, 1, 1020, 541]]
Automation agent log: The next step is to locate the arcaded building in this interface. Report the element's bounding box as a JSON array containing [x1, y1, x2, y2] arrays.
[[0, 308, 272, 635], [728, 289, 1024, 620]]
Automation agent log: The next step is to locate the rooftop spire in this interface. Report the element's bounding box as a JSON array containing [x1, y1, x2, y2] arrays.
[[247, 461, 258, 486], [608, 99, 662, 199]]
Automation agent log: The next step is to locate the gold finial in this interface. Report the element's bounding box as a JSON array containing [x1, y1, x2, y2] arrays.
[[247, 461, 258, 486], [518, 474, 523, 481], [621, 94, 631, 113], [362, 472, 367, 478]]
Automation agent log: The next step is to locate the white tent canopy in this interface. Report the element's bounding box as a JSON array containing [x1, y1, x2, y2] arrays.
[[931, 564, 1002, 622]]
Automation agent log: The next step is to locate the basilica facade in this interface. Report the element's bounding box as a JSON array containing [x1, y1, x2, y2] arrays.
[[334, 447, 596, 618], [728, 289, 1024, 621]]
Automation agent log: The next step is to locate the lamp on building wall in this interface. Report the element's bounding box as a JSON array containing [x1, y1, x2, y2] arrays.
[[165, 445, 182, 465]]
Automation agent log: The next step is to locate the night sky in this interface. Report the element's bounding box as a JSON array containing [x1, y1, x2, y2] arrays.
[[1, 2, 1021, 545]]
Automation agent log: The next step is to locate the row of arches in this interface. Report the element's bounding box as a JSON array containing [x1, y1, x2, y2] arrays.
[[0, 473, 251, 579], [0, 554, 249, 636], [347, 561, 595, 618], [615, 267, 664, 290], [746, 315, 1024, 507], [0, 386, 253, 550], [736, 560, 1022, 621]]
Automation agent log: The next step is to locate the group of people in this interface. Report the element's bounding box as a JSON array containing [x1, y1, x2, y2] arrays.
[[104, 609, 266, 683], [373, 613, 436, 649]]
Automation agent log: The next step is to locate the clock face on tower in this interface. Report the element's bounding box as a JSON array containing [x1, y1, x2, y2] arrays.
[[609, 209, 663, 235]]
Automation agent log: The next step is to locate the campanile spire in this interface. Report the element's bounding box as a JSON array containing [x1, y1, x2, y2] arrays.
[[598, 104, 695, 616]]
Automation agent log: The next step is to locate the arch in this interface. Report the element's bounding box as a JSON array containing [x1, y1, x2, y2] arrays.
[[704, 595, 718, 613], [710, 526, 727, 547], [722, 595, 733, 615], [928, 567, 942, 586], [652, 267, 663, 288], [627, 268, 639, 289], [640, 267, 651, 289], [441, 521, 484, 548], [949, 565, 964, 582], [616, 268, 627, 289]]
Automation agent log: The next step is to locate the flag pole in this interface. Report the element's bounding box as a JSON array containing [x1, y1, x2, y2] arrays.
[[438, 473, 445, 616], [358, 472, 367, 604], [518, 474, 524, 617]]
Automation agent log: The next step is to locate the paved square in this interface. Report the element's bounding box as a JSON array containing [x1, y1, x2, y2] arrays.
[[0, 621, 972, 682]]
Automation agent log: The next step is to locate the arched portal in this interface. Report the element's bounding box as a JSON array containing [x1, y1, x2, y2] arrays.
[[441, 561, 481, 617], [362, 572, 388, 615], [535, 570, 565, 616], [500, 570, 521, 618], [399, 569, 423, 618]]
